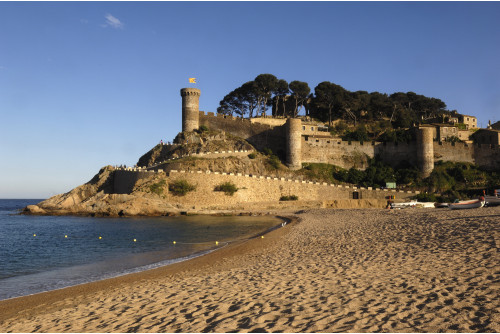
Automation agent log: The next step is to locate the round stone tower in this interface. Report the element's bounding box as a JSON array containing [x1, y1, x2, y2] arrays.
[[286, 118, 302, 170], [180, 88, 201, 132], [416, 126, 434, 177]]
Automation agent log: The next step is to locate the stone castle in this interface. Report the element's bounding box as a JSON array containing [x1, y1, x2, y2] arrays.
[[27, 87, 500, 216], [181, 88, 500, 176]]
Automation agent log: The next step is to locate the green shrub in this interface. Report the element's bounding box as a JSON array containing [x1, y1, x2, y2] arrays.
[[214, 182, 238, 196], [445, 135, 462, 143], [198, 125, 209, 132], [301, 163, 336, 184], [333, 121, 348, 135], [347, 168, 365, 185], [149, 179, 166, 195], [342, 125, 370, 142], [415, 193, 439, 202], [262, 148, 273, 156], [248, 153, 256, 159], [168, 179, 196, 196], [377, 128, 415, 143], [395, 168, 420, 185], [267, 155, 281, 170], [280, 195, 298, 201]]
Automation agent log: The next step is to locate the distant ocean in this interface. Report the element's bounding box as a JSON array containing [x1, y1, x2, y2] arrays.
[[0, 199, 280, 301]]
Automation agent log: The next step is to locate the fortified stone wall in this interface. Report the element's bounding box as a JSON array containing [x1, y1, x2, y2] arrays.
[[198, 110, 490, 171], [199, 112, 286, 156], [114, 169, 156, 194], [301, 138, 418, 170], [301, 138, 376, 169], [433, 142, 475, 164], [112, 169, 418, 209], [376, 142, 418, 168], [250, 117, 287, 127], [302, 137, 417, 169], [473, 144, 500, 170]]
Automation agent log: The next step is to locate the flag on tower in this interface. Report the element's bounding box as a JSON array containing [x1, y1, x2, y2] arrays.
[[189, 78, 196, 83]]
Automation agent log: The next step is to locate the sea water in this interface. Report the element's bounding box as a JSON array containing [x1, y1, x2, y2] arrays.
[[0, 199, 280, 300]]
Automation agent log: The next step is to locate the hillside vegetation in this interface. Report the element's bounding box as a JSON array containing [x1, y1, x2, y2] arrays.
[[217, 73, 456, 130]]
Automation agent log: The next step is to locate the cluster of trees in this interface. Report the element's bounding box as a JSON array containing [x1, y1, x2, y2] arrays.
[[217, 74, 310, 118], [333, 158, 420, 189], [218, 73, 452, 129]]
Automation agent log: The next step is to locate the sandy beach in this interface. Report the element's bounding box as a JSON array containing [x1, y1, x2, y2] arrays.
[[0, 207, 498, 333]]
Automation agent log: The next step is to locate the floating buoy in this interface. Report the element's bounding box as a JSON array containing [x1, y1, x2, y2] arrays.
[[173, 241, 176, 245], [99, 236, 102, 240], [33, 234, 36, 237], [65, 235, 68, 238], [133, 239, 137, 242]]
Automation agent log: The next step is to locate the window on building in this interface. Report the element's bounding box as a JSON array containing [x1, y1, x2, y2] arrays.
[[311, 127, 314, 131]]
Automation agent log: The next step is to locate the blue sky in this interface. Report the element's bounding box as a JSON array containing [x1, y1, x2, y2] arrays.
[[1, 2, 499, 198]]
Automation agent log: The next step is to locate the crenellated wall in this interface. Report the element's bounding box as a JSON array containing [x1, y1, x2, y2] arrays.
[[112, 168, 419, 209], [434, 141, 474, 164], [300, 138, 419, 170]]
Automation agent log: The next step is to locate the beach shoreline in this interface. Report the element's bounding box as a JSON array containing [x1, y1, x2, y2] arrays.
[[1, 207, 498, 332], [0, 215, 297, 325]]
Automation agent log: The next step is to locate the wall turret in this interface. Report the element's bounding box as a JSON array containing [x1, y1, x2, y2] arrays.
[[417, 126, 434, 177], [180, 88, 201, 132], [286, 118, 302, 170]]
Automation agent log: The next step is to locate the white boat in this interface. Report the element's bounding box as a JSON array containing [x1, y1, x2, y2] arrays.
[[484, 195, 500, 206], [448, 199, 485, 210], [391, 200, 436, 209]]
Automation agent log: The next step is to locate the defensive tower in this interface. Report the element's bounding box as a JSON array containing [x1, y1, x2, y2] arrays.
[[417, 126, 434, 177], [180, 88, 201, 132], [286, 118, 302, 170]]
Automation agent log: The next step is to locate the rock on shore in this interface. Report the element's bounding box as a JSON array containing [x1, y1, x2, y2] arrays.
[[23, 166, 178, 217]]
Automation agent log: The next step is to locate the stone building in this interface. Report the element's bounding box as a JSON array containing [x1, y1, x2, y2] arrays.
[[489, 120, 500, 130], [457, 129, 472, 142], [471, 129, 500, 145], [432, 123, 459, 141], [458, 114, 477, 129]]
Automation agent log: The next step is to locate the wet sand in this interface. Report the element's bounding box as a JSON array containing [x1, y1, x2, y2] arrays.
[[0, 207, 498, 332]]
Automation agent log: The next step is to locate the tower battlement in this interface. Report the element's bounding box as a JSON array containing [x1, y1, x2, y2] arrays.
[[180, 88, 201, 97], [180, 88, 201, 132]]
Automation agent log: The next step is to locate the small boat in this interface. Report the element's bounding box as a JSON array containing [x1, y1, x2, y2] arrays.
[[484, 195, 500, 206], [448, 199, 485, 210], [391, 200, 436, 209]]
